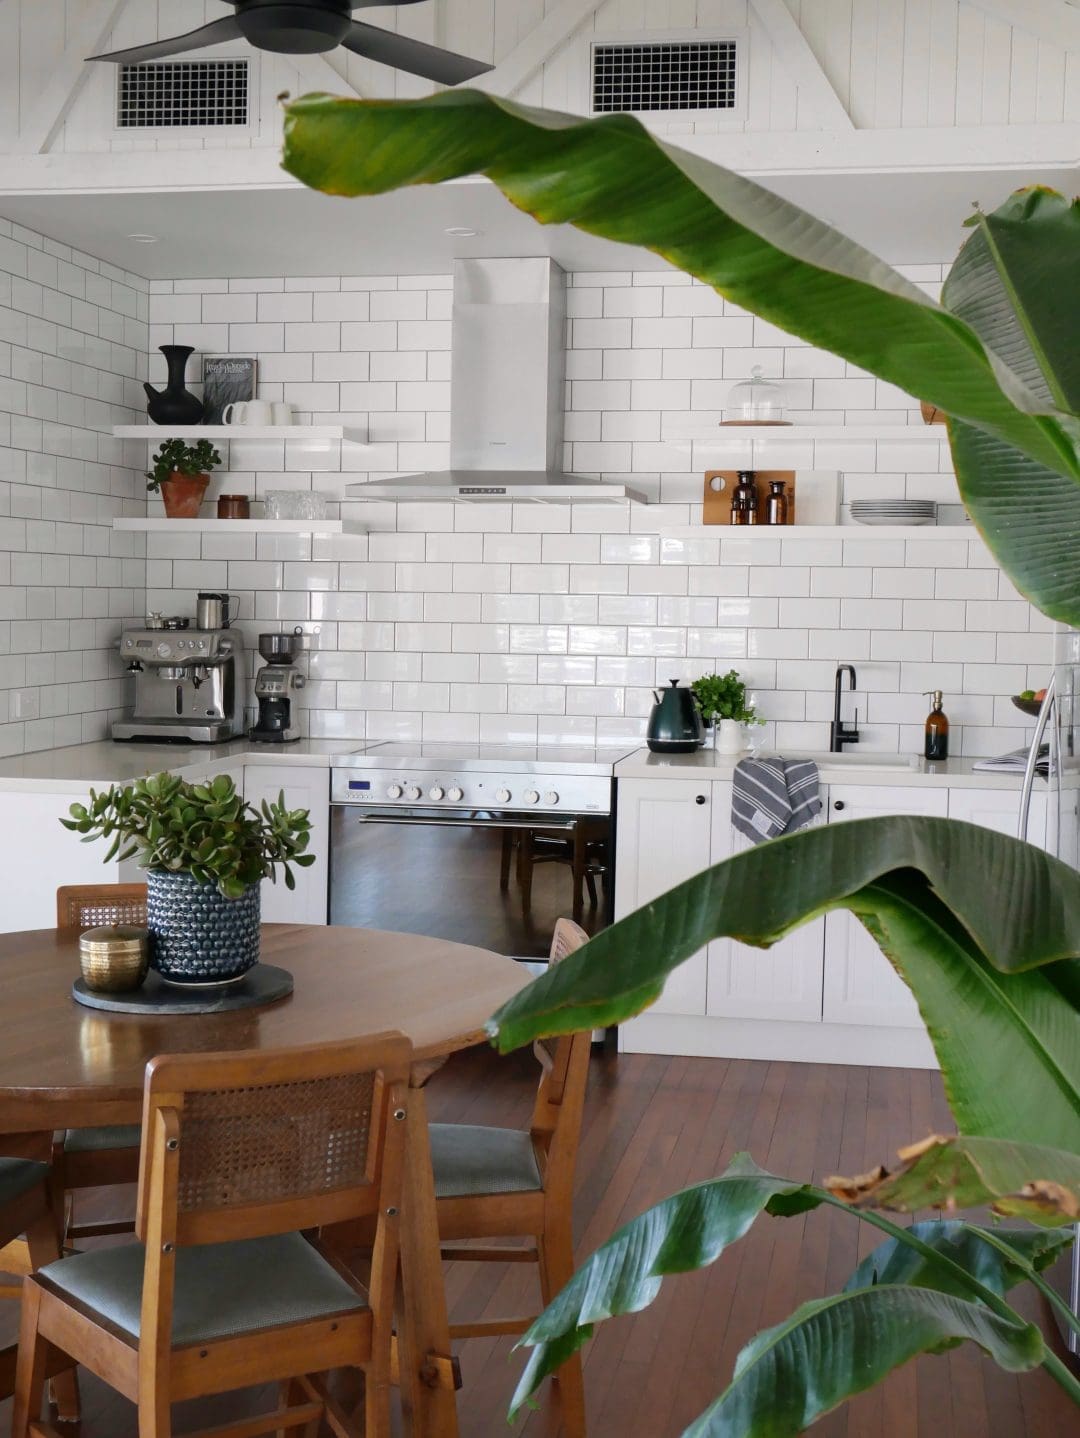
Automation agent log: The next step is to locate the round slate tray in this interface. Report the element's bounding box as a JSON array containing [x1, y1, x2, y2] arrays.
[[72, 963, 293, 1016]]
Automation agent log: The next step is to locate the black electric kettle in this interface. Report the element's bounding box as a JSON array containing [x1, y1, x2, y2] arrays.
[[646, 679, 705, 754]]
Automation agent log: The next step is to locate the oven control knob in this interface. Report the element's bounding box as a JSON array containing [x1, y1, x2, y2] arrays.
[[386, 784, 403, 799], [406, 785, 423, 801], [429, 786, 445, 801], [523, 790, 540, 805], [495, 788, 512, 804], [545, 792, 559, 806], [447, 786, 464, 802]]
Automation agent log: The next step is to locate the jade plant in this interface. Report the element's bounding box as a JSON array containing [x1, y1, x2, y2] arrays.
[[61, 773, 315, 899], [146, 437, 222, 493], [691, 670, 763, 726]]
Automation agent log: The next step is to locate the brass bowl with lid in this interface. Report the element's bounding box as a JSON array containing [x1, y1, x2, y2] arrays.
[[79, 925, 150, 994]]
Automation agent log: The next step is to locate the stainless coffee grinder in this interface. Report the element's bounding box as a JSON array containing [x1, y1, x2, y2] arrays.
[[249, 628, 306, 744]]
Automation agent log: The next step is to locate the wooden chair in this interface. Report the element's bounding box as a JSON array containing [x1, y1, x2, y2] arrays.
[[0, 1136, 77, 1420], [431, 917, 592, 1436], [55, 884, 150, 1241], [12, 1034, 411, 1438]]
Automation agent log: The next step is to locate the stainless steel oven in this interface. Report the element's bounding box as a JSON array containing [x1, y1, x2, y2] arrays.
[[329, 744, 627, 972]]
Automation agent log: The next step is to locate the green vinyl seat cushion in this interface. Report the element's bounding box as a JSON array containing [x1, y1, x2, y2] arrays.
[[39, 1232, 367, 1346], [428, 1123, 542, 1200], [63, 1125, 142, 1155], [0, 1158, 47, 1208]]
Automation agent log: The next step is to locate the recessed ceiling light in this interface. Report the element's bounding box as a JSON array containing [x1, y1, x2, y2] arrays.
[[126, 233, 159, 244], [444, 226, 481, 238]]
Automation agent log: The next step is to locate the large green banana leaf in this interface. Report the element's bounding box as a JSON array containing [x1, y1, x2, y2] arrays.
[[281, 90, 1080, 624], [681, 1288, 1043, 1438], [486, 816, 1080, 1156], [843, 1219, 1072, 1296], [508, 1152, 1056, 1422], [829, 1132, 1080, 1224]]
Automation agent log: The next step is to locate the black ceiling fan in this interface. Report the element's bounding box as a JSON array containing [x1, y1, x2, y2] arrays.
[[87, 0, 493, 86]]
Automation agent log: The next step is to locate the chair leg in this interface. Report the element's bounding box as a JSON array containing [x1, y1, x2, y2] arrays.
[[571, 827, 587, 925], [500, 829, 514, 891], [11, 1280, 48, 1438], [137, 1385, 172, 1437], [520, 830, 535, 914], [23, 1211, 79, 1424], [539, 1224, 586, 1438]]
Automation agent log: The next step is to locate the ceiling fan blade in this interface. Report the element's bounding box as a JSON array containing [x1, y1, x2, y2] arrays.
[[341, 21, 492, 85], [87, 14, 242, 64]]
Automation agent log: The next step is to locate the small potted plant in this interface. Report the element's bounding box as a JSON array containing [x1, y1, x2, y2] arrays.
[[691, 670, 764, 754], [147, 438, 222, 519], [61, 773, 314, 985]]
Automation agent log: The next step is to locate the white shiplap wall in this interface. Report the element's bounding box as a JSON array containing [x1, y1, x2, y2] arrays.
[[141, 264, 1049, 759], [5, 0, 1076, 154], [0, 219, 148, 758]]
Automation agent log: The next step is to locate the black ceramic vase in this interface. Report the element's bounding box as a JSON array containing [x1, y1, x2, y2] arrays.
[[145, 870, 260, 985], [145, 344, 205, 425]]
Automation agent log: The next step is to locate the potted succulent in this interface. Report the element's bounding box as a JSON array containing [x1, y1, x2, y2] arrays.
[[147, 437, 222, 519], [61, 773, 315, 985], [691, 670, 764, 754]]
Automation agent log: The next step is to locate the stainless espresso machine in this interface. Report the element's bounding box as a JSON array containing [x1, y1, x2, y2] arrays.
[[112, 614, 245, 743]]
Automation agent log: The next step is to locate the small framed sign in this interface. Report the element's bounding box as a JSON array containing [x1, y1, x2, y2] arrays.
[[202, 356, 257, 425]]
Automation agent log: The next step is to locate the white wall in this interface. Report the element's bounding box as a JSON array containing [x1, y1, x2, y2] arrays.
[[3, 0, 1076, 156], [141, 264, 1048, 759], [0, 218, 147, 758]]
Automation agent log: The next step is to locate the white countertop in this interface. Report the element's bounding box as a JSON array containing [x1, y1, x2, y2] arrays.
[[0, 738, 1042, 794], [0, 739, 361, 793], [613, 747, 1037, 789]]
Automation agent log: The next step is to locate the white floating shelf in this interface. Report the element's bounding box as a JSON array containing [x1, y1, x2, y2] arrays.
[[667, 425, 950, 445], [113, 518, 366, 535], [112, 424, 368, 444], [659, 524, 974, 540]]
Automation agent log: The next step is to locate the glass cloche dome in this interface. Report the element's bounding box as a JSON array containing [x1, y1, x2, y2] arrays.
[[723, 365, 790, 424]]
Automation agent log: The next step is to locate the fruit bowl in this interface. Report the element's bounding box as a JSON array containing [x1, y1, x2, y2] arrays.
[[1011, 695, 1046, 717]]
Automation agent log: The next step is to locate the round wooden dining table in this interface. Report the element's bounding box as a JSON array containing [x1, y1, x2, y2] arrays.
[[0, 922, 531, 1438]]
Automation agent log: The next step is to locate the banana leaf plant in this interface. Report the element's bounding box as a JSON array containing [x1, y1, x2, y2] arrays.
[[279, 91, 1080, 1431]]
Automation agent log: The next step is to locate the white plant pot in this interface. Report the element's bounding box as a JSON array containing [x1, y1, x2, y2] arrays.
[[716, 719, 746, 754]]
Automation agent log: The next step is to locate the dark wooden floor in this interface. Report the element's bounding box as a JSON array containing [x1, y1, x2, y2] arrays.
[[1, 1047, 1075, 1436]]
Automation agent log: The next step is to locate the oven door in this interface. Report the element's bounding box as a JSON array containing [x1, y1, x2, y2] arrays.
[[329, 806, 612, 967]]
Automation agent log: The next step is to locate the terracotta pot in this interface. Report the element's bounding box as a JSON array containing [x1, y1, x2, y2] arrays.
[[159, 472, 209, 519], [920, 400, 947, 425]]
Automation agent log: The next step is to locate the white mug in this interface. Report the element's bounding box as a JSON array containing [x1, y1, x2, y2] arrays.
[[223, 399, 273, 426], [271, 401, 294, 426]]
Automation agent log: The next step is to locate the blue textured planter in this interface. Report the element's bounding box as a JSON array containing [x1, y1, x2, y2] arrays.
[[145, 870, 261, 985]]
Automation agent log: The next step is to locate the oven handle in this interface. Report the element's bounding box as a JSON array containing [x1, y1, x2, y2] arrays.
[[338, 810, 579, 832]]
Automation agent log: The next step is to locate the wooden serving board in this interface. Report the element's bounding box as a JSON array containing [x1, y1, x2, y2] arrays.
[[703, 470, 796, 526]]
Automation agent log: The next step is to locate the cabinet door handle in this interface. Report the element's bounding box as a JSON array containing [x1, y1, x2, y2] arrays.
[[695, 794, 708, 805], [833, 800, 846, 811]]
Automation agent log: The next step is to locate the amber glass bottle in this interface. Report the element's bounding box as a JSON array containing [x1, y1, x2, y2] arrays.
[[730, 470, 759, 525], [924, 690, 949, 760], [765, 479, 788, 526]]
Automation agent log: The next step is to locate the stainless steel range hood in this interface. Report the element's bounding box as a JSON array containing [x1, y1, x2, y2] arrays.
[[347, 258, 646, 505]]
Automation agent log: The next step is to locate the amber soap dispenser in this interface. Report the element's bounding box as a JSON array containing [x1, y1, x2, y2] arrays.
[[923, 690, 949, 760]]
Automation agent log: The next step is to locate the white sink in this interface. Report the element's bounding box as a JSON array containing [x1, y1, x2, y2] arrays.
[[763, 750, 921, 772]]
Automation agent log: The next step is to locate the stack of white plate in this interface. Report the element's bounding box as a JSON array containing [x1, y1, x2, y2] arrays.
[[849, 499, 938, 527]]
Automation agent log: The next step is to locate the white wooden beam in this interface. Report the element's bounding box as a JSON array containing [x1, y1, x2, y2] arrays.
[[750, 0, 855, 131], [473, 0, 601, 99], [287, 51, 364, 100], [967, 0, 1080, 51], [14, 0, 131, 155]]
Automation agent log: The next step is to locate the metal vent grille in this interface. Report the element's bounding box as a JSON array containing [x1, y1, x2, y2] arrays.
[[592, 40, 737, 114], [117, 60, 249, 128]]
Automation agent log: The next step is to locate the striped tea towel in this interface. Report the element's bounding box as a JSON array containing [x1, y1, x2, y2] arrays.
[[731, 758, 822, 845]]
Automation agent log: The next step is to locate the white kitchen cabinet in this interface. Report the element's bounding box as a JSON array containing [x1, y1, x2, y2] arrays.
[[243, 766, 330, 926], [948, 786, 1045, 848], [706, 784, 825, 1022], [614, 777, 713, 1016], [822, 784, 948, 1029]]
